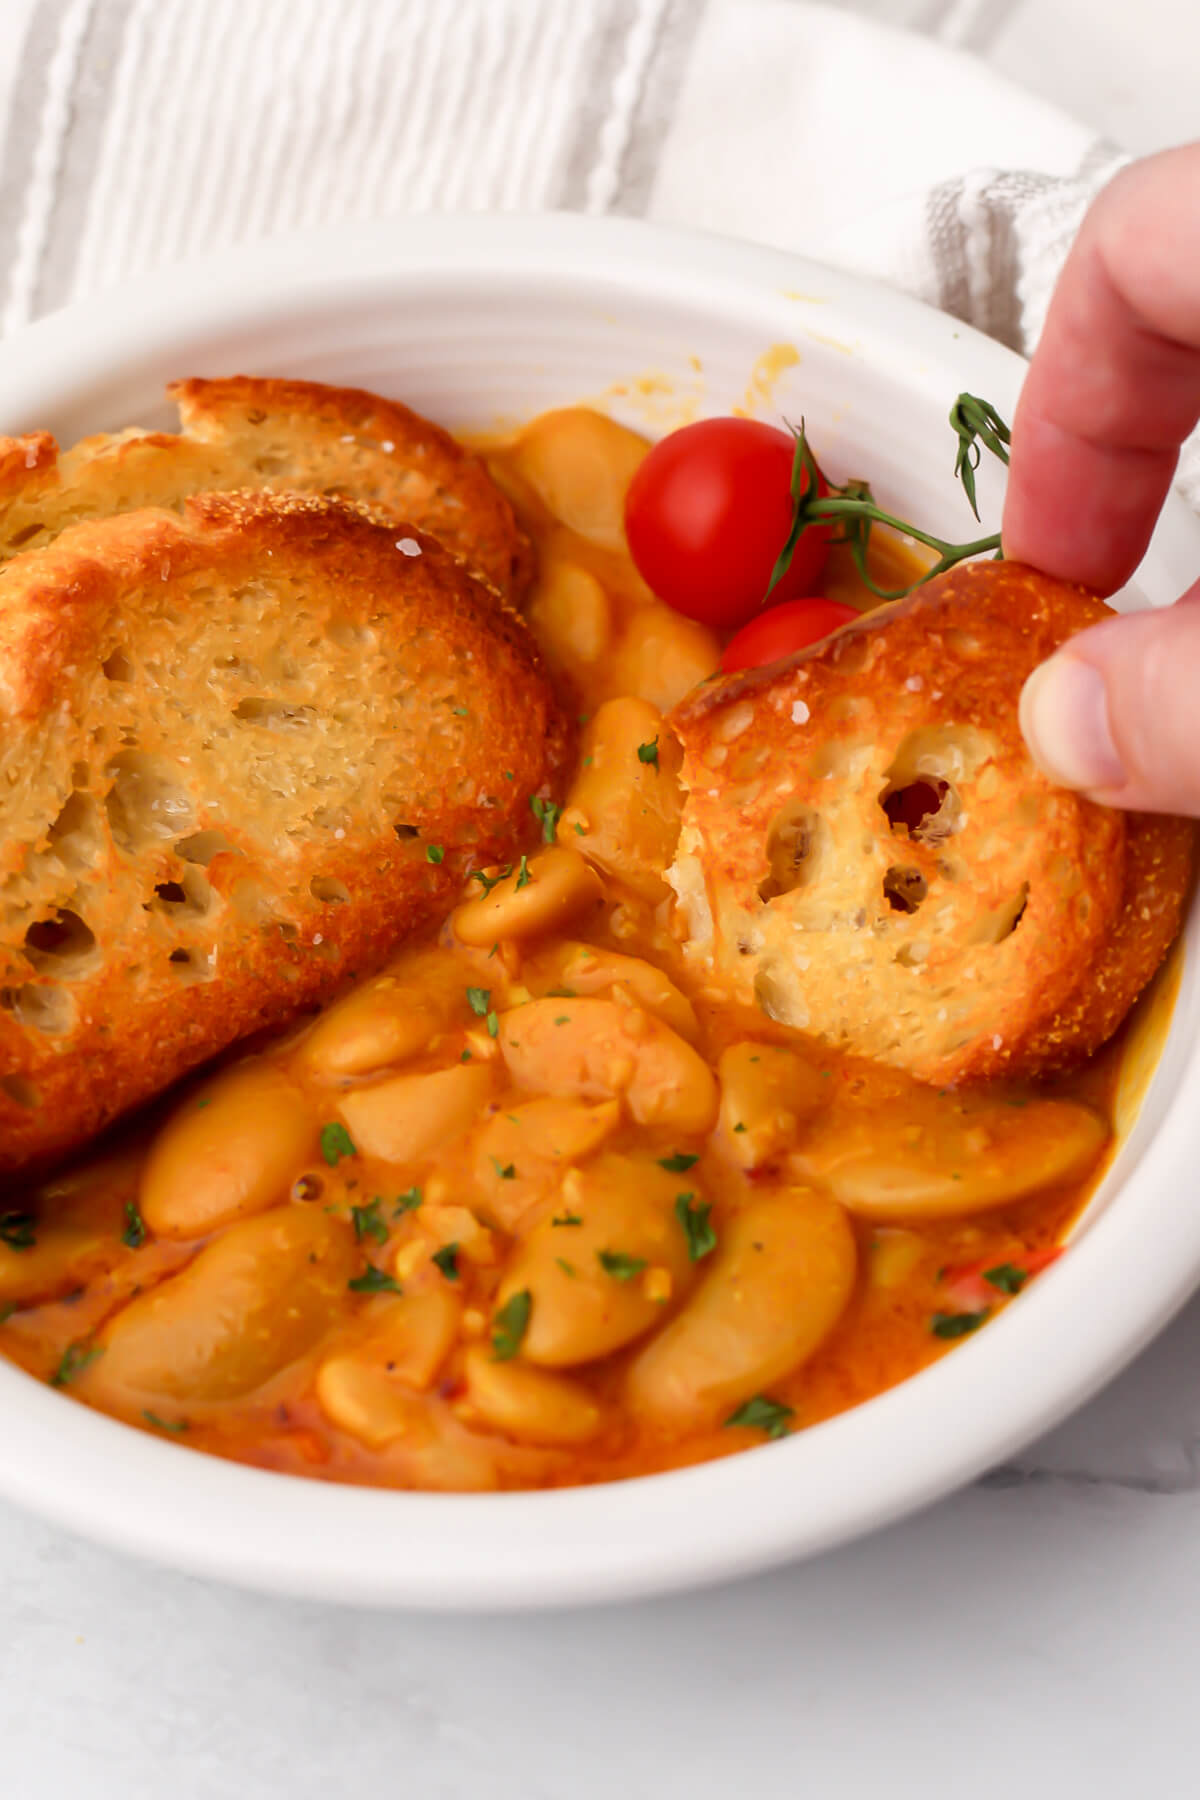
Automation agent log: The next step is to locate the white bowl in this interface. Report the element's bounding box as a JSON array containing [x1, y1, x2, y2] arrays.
[[1, 213, 1197, 1611]]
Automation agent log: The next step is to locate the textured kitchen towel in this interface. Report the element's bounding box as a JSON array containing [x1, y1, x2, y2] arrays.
[[0, 0, 1195, 505]]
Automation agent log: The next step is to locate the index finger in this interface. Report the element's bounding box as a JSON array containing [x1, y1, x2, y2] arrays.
[[1001, 143, 1200, 595]]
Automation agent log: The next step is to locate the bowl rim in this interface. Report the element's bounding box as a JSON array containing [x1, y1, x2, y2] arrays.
[[1, 208, 1198, 1612]]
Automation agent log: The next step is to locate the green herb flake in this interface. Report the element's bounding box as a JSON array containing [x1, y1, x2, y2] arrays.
[[432, 1242, 460, 1281], [0, 1210, 36, 1252], [491, 1289, 532, 1361], [551, 1211, 583, 1228], [393, 1187, 423, 1217], [466, 986, 491, 1016], [0, 1302, 15, 1326], [143, 1411, 189, 1434], [348, 1265, 403, 1296], [503, 769, 515, 781], [320, 1121, 356, 1167], [555, 1258, 577, 1278], [732, 1122, 747, 1134], [471, 865, 512, 896], [490, 1158, 516, 1181], [573, 822, 585, 836], [636, 737, 660, 768], [930, 1309, 988, 1339], [460, 1048, 473, 1062], [554, 1015, 571, 1026], [50, 1341, 102, 1388], [725, 1395, 794, 1440], [546, 987, 576, 999], [597, 1249, 647, 1282], [675, 1193, 717, 1263], [658, 1152, 699, 1173], [983, 1263, 1029, 1296], [426, 843, 445, 864], [530, 796, 562, 843], [195, 1097, 213, 1109], [121, 1200, 147, 1250], [452, 705, 470, 717], [350, 1198, 389, 1247], [515, 855, 532, 891]]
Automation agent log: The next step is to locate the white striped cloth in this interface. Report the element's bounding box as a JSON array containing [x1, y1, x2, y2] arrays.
[[0, 0, 1194, 503]]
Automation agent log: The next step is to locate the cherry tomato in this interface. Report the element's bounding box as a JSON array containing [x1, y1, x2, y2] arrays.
[[720, 596, 859, 672], [624, 417, 832, 630]]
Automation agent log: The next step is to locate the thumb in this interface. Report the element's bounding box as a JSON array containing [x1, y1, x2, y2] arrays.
[[1019, 580, 1200, 815]]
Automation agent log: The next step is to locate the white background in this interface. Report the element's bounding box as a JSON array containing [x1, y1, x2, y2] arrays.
[[2, 1, 1199, 1795]]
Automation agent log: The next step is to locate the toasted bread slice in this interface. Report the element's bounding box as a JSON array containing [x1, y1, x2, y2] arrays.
[[668, 562, 1194, 1084], [0, 491, 569, 1174], [0, 376, 530, 599]]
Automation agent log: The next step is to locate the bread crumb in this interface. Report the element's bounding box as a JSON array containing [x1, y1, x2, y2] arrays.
[[905, 675, 923, 691], [991, 1034, 1002, 1049], [396, 538, 421, 557], [791, 700, 810, 724], [313, 934, 323, 945], [381, 440, 395, 453]]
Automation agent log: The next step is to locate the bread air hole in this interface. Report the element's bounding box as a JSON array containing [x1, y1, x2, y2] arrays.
[[310, 876, 350, 904], [101, 647, 134, 682], [0, 1074, 39, 1109], [0, 984, 74, 1034], [232, 698, 318, 730], [883, 866, 928, 914], [151, 867, 212, 918], [966, 882, 1029, 945], [758, 802, 828, 903], [48, 791, 104, 872], [23, 908, 96, 976], [175, 830, 238, 866], [104, 751, 195, 852], [881, 778, 951, 840]]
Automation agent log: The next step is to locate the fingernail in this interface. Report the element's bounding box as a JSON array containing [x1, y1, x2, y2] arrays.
[[1019, 655, 1126, 792]]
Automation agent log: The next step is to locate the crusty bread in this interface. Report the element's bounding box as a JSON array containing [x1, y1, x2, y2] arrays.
[[0, 376, 531, 600], [668, 562, 1194, 1084], [0, 490, 569, 1174]]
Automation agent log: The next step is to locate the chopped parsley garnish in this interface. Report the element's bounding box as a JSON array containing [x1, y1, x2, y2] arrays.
[[432, 1242, 460, 1281], [195, 1097, 213, 1108], [486, 1010, 499, 1038], [491, 1289, 532, 1361], [320, 1121, 356, 1166], [530, 795, 562, 842], [636, 737, 660, 768], [471, 865, 512, 896], [546, 987, 576, 998], [930, 1309, 988, 1339], [0, 1210, 36, 1252], [348, 1265, 403, 1295], [466, 986, 491, 1016], [551, 1211, 582, 1227], [426, 844, 445, 864], [143, 1411, 188, 1434], [460, 1048, 473, 1062], [984, 1263, 1029, 1295], [732, 1122, 747, 1133], [573, 822, 586, 836], [658, 1151, 699, 1173], [514, 854, 532, 890], [675, 1193, 717, 1262], [725, 1395, 794, 1440], [490, 1158, 516, 1181], [0, 1302, 15, 1326], [452, 705, 469, 717], [393, 1186, 423, 1216], [350, 1198, 388, 1246], [554, 1015, 571, 1026], [121, 1200, 147, 1249], [555, 1258, 577, 1278], [50, 1341, 102, 1388], [597, 1249, 647, 1282]]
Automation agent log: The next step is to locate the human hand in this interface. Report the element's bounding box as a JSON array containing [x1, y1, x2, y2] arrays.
[[1003, 143, 1200, 814]]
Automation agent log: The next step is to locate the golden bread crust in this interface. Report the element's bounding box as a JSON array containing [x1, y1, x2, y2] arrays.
[[668, 562, 1194, 1084], [0, 491, 569, 1173], [0, 376, 531, 600]]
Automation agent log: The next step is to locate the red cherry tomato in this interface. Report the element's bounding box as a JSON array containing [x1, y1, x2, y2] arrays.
[[624, 417, 832, 630], [720, 596, 859, 672]]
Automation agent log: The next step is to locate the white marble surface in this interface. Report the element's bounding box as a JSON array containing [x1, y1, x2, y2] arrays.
[[3, 2, 1200, 1793]]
